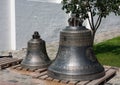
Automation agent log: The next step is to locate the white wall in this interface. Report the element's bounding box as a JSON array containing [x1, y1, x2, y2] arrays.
[[15, 0, 68, 49], [0, 0, 11, 51], [27, 0, 62, 3], [0, 0, 120, 51], [15, 0, 120, 50]]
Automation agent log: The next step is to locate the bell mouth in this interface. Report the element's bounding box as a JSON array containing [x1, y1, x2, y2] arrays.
[[21, 62, 51, 69], [47, 69, 105, 81]]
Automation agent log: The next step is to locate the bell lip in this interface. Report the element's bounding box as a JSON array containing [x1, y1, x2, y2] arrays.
[[47, 70, 105, 81], [20, 61, 51, 69]]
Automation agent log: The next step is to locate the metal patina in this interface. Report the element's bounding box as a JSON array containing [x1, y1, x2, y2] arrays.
[[21, 31, 51, 69], [48, 14, 105, 81]]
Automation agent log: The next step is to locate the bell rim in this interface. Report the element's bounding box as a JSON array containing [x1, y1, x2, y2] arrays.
[[21, 61, 51, 69], [47, 70, 105, 81]]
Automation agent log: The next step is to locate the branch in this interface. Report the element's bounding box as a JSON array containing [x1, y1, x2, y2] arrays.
[[95, 15, 102, 32], [89, 9, 95, 31], [88, 17, 93, 29], [95, 15, 101, 28]]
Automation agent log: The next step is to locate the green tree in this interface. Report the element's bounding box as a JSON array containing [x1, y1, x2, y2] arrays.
[[62, 0, 120, 42]]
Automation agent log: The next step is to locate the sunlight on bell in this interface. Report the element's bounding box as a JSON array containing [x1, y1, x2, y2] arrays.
[[68, 62, 77, 67]]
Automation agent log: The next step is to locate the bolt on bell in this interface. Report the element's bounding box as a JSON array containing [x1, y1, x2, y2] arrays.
[[21, 31, 51, 69], [48, 14, 105, 81]]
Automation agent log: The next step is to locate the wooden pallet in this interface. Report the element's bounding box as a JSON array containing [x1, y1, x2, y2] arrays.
[[33, 68, 116, 85], [10, 65, 47, 76], [10, 65, 116, 85], [0, 58, 23, 69]]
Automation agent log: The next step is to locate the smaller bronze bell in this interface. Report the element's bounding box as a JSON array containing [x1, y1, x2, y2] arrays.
[[21, 31, 51, 69]]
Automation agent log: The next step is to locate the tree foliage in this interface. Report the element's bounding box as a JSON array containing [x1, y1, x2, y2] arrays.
[[62, 0, 120, 37]]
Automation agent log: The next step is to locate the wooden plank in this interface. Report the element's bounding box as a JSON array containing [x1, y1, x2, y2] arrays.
[[13, 59, 22, 64], [68, 81, 78, 85], [0, 59, 21, 69], [104, 66, 112, 70], [0, 58, 14, 65], [77, 81, 90, 85], [86, 69, 116, 85], [9, 65, 116, 85], [1, 62, 21, 69], [10, 65, 21, 69], [33, 71, 47, 78], [28, 68, 37, 72], [53, 79, 61, 82], [40, 75, 48, 80], [60, 80, 69, 84], [22, 68, 29, 71], [35, 68, 47, 73], [0, 58, 11, 61], [15, 66, 23, 70], [0, 59, 21, 66], [46, 77, 53, 81]]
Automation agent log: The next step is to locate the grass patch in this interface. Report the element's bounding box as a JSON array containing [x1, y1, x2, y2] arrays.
[[94, 36, 120, 67]]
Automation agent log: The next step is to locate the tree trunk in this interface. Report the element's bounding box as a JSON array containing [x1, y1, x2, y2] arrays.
[[91, 30, 96, 46]]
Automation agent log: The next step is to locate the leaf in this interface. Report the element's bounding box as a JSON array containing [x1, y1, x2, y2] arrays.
[[61, 0, 120, 31]]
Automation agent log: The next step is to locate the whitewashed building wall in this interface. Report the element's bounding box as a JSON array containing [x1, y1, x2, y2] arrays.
[[0, 0, 11, 51], [15, 0, 68, 49], [0, 0, 120, 51]]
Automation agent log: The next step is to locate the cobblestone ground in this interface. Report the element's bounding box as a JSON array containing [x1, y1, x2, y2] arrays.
[[0, 28, 120, 84]]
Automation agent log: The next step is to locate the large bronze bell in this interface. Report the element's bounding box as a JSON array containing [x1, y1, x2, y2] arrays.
[[48, 14, 105, 81], [21, 31, 51, 69]]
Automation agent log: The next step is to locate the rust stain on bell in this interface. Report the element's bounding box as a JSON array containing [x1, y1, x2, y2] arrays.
[[21, 31, 51, 69]]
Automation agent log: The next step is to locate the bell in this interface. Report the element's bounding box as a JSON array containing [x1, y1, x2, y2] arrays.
[[48, 14, 105, 81], [21, 31, 51, 69]]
